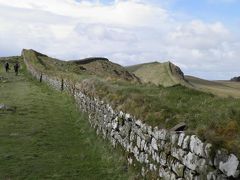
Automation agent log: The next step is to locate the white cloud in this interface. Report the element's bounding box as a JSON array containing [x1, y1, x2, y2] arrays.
[[0, 0, 239, 79]]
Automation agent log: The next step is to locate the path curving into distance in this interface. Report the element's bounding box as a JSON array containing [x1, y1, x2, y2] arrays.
[[0, 64, 137, 179]]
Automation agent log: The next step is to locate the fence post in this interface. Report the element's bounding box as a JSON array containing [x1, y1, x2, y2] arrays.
[[40, 73, 42, 83], [61, 79, 64, 91]]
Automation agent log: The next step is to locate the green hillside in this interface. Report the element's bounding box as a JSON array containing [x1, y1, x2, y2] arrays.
[[127, 61, 189, 87], [127, 61, 240, 98], [22, 49, 140, 82], [0, 61, 138, 179], [186, 75, 240, 98]]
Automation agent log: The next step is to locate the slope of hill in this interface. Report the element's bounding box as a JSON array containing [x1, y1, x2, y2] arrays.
[[186, 76, 240, 98], [126, 61, 189, 87], [22, 49, 140, 82]]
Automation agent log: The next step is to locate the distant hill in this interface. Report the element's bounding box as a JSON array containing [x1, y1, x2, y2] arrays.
[[185, 75, 240, 98], [231, 76, 240, 82], [126, 61, 190, 87], [22, 49, 140, 82]]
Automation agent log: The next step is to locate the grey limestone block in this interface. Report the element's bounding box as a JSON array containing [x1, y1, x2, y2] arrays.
[[190, 135, 205, 157]]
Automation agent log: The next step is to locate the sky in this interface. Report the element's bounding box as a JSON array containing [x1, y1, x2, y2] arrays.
[[0, 0, 240, 79]]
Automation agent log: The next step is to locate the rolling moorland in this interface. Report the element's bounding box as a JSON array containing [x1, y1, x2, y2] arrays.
[[1, 49, 240, 158]]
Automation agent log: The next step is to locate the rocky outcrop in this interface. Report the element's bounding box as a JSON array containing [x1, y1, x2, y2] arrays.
[[23, 52, 240, 179], [231, 76, 240, 82]]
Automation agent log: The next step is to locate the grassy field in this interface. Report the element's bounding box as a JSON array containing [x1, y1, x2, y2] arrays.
[[0, 64, 138, 179]]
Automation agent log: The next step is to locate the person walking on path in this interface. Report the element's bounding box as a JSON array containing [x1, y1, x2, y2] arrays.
[[14, 62, 20, 76], [4, 62, 10, 72]]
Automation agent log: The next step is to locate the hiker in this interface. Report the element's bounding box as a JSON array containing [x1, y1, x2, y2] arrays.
[[14, 62, 20, 76], [4, 62, 10, 72]]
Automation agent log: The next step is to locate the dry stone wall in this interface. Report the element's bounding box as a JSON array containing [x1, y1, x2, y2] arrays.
[[23, 55, 240, 180]]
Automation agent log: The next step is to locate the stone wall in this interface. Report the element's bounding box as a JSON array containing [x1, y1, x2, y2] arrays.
[[23, 54, 240, 180]]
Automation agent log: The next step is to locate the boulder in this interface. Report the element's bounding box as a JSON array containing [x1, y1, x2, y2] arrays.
[[219, 154, 239, 177], [170, 122, 187, 132], [189, 135, 205, 157]]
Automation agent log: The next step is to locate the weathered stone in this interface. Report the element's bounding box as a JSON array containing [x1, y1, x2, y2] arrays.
[[219, 154, 239, 177], [137, 136, 141, 148], [158, 129, 168, 140], [184, 168, 196, 180], [140, 139, 146, 151], [170, 122, 186, 132], [159, 166, 165, 177], [172, 161, 185, 177], [141, 123, 148, 134], [171, 147, 186, 162], [112, 117, 119, 130], [129, 131, 135, 141], [167, 155, 175, 168], [207, 170, 217, 180], [160, 152, 167, 166], [139, 152, 145, 163], [170, 172, 177, 180], [151, 137, 158, 151], [178, 133, 185, 147], [182, 135, 190, 150], [135, 120, 142, 127], [164, 142, 171, 155], [158, 140, 165, 151], [170, 133, 179, 146], [125, 113, 131, 120], [152, 126, 159, 139], [149, 163, 157, 171], [119, 111, 124, 118], [143, 134, 152, 144], [183, 152, 199, 171], [144, 153, 149, 164], [214, 149, 228, 168], [141, 167, 146, 177], [204, 143, 213, 159], [133, 146, 139, 158], [128, 156, 133, 165], [162, 168, 171, 180], [147, 126, 153, 135], [216, 174, 228, 180], [190, 135, 205, 157], [196, 158, 207, 173]]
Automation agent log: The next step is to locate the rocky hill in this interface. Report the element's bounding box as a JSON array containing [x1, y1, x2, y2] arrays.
[[70, 57, 140, 82], [231, 76, 240, 82], [126, 61, 189, 87], [22, 49, 140, 82]]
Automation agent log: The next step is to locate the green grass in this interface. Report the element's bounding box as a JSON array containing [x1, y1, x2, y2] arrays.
[[0, 65, 138, 179]]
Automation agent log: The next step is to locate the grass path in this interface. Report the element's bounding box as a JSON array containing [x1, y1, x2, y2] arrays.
[[0, 68, 136, 179]]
